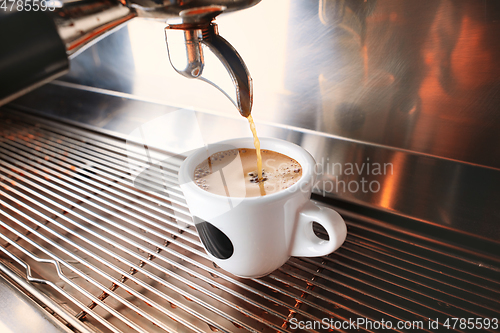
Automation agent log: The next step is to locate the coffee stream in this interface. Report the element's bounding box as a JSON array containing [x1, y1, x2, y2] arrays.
[[245, 115, 265, 195], [194, 114, 302, 197]]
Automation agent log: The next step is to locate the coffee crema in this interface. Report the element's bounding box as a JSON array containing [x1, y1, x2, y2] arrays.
[[194, 148, 302, 197]]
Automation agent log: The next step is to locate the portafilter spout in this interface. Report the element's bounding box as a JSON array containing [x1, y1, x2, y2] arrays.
[[165, 6, 253, 117]]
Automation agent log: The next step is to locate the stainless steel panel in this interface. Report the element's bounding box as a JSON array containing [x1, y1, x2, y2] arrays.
[[0, 110, 499, 333], [18, 0, 499, 169], [0, 274, 72, 333]]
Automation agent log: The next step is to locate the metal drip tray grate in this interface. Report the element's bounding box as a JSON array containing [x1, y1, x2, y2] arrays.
[[0, 109, 499, 333]]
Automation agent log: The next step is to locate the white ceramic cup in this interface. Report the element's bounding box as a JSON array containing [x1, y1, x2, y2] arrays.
[[178, 137, 347, 278]]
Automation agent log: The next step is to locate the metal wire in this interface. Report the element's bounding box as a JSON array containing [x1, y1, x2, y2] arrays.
[[1, 110, 499, 333]]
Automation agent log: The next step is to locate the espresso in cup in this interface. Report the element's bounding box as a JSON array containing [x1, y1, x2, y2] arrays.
[[194, 148, 302, 197], [179, 137, 347, 278]]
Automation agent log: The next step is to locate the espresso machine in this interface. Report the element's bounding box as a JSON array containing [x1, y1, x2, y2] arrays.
[[1, 1, 499, 332], [0, 0, 257, 116]]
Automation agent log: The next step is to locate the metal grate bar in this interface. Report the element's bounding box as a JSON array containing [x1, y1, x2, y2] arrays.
[[0, 213, 153, 333], [0, 132, 316, 332], [0, 156, 203, 252], [1, 110, 499, 333], [271, 268, 409, 329], [21, 121, 184, 173], [0, 187, 224, 332], [22, 122, 182, 173], [2, 116, 450, 326], [0, 247, 124, 333], [298, 256, 497, 320], [2, 121, 186, 207], [0, 116, 377, 330], [1, 123, 190, 210], [0, 142, 196, 236], [0, 256, 100, 333], [344, 230, 500, 289], [0, 163, 302, 329], [345, 216, 500, 271], [0, 165, 290, 332], [286, 259, 444, 323], [332, 245, 500, 309]]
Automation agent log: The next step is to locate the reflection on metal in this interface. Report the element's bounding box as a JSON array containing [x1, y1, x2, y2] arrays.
[[45, 0, 500, 169], [50, 0, 258, 116], [378, 152, 405, 210], [56, 5, 134, 52], [52, 0, 260, 52], [0, 274, 73, 333]]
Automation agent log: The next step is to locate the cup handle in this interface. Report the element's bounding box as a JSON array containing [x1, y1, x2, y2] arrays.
[[290, 201, 347, 257]]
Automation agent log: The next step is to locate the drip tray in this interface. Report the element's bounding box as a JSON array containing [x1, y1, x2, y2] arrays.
[[0, 109, 499, 333]]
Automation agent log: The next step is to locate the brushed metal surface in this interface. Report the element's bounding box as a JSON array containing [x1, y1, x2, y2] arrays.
[[33, 0, 500, 169], [0, 274, 72, 333]]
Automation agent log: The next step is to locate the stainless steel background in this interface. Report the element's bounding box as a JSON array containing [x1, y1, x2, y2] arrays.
[[53, 0, 500, 168], [0, 274, 72, 333], [9, 0, 500, 243]]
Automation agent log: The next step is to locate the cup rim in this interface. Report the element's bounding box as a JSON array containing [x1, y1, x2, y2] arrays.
[[178, 137, 315, 201]]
